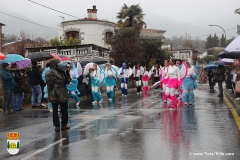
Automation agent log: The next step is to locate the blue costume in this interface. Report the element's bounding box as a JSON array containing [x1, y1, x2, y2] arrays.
[[42, 67, 52, 111], [91, 66, 104, 104], [104, 64, 117, 101], [182, 66, 198, 105], [66, 78, 80, 105], [118, 63, 132, 97]]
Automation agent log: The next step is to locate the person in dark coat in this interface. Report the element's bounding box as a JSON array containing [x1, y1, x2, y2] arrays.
[[12, 64, 24, 112], [215, 65, 225, 97], [46, 59, 71, 131], [0, 63, 16, 114], [208, 68, 215, 92], [27, 61, 43, 108]]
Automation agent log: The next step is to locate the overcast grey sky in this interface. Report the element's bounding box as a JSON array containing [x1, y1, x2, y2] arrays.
[[0, 0, 240, 39]]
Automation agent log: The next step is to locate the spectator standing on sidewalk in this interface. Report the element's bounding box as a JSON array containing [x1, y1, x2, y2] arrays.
[[27, 61, 43, 108], [0, 63, 16, 114], [46, 59, 71, 131], [208, 68, 215, 92], [38, 65, 46, 107], [215, 65, 225, 97], [12, 64, 24, 112], [234, 67, 240, 100]]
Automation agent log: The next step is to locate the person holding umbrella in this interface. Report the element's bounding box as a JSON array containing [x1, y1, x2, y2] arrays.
[[0, 63, 16, 114], [11, 63, 24, 112], [208, 67, 215, 92], [214, 65, 225, 97], [27, 61, 43, 108]]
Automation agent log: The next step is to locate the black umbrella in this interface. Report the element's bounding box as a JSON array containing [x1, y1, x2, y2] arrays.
[[26, 52, 53, 61], [91, 57, 108, 65], [218, 51, 240, 59], [80, 60, 91, 66]]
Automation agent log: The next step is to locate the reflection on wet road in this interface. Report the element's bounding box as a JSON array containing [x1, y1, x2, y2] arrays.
[[0, 84, 240, 160]]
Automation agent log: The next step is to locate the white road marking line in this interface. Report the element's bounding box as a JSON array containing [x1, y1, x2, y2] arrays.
[[21, 138, 67, 160]]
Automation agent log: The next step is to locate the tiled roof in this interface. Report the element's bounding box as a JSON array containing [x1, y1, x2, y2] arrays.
[[141, 28, 166, 33], [62, 19, 116, 25], [0, 23, 6, 26], [25, 43, 109, 50]]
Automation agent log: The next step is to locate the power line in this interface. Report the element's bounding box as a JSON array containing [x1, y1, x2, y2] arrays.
[[0, 11, 61, 31], [28, 0, 78, 18], [191, 27, 237, 39]]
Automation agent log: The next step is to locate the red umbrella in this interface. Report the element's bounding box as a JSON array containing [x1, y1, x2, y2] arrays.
[[0, 52, 7, 60], [46, 54, 61, 62], [58, 55, 72, 61]]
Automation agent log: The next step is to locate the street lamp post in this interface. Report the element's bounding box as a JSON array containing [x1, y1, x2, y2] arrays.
[[208, 25, 226, 47]]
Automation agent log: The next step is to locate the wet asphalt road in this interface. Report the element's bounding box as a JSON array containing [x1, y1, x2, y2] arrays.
[[0, 84, 240, 160]]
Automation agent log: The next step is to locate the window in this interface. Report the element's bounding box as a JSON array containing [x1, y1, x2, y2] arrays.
[[186, 54, 188, 58], [182, 55, 184, 59], [66, 31, 79, 40], [105, 32, 113, 44]]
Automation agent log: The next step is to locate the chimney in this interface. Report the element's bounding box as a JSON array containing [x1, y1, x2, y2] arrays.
[[87, 5, 97, 20], [0, 23, 6, 53]]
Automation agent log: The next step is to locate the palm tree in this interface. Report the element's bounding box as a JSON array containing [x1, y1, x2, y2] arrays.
[[116, 4, 146, 29]]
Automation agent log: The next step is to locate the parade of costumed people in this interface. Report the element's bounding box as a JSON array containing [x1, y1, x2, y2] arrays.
[[182, 62, 198, 106], [118, 62, 132, 97], [142, 65, 152, 93], [133, 64, 144, 94], [103, 63, 118, 101], [151, 64, 161, 91], [164, 57, 188, 109], [84, 63, 105, 104]]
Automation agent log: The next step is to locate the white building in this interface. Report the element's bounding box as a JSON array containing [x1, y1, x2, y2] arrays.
[[172, 48, 198, 64], [59, 5, 116, 49]]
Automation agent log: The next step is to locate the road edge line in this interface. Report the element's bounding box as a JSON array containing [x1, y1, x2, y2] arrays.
[[21, 138, 67, 160], [224, 96, 240, 130]]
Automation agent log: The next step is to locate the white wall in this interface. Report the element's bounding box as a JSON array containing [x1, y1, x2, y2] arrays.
[[59, 22, 115, 48]]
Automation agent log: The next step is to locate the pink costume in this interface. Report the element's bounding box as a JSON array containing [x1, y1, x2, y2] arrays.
[[142, 71, 150, 92], [161, 66, 169, 102], [165, 65, 181, 108]]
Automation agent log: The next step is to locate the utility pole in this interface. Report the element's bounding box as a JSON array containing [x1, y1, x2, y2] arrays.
[[59, 16, 65, 37]]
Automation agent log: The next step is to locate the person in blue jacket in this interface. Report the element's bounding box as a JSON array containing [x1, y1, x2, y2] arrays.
[[42, 63, 52, 112], [0, 63, 16, 114]]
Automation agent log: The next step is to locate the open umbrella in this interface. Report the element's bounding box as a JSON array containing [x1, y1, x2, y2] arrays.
[[9, 58, 31, 69], [83, 63, 100, 75], [91, 57, 108, 65], [27, 52, 53, 61], [218, 36, 240, 59], [0, 52, 6, 60], [220, 58, 234, 63], [58, 55, 72, 61], [209, 61, 224, 66], [0, 54, 25, 63], [204, 65, 217, 71], [46, 54, 61, 62], [80, 60, 91, 66]]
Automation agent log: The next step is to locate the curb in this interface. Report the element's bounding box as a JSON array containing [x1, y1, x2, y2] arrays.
[[224, 89, 240, 116]]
